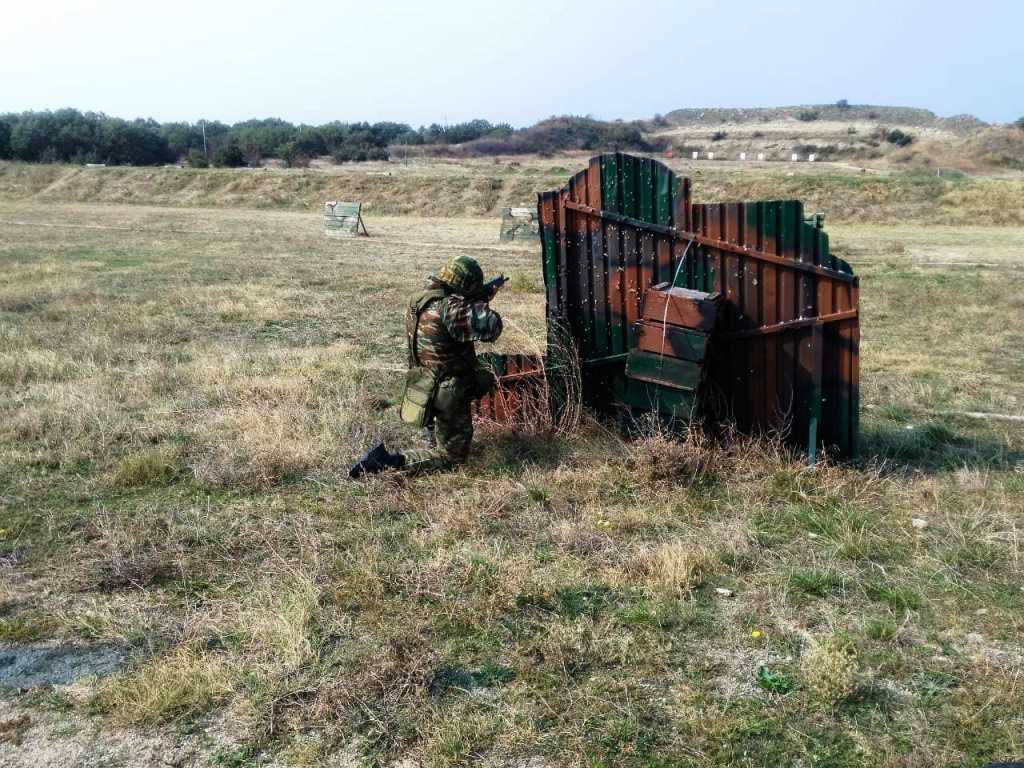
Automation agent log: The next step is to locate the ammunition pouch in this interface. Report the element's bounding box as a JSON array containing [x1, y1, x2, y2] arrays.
[[400, 366, 440, 427]]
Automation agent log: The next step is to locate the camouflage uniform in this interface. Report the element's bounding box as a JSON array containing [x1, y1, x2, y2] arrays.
[[398, 257, 502, 473]]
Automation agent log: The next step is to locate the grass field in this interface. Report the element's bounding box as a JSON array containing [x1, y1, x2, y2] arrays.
[[1, 196, 1023, 767]]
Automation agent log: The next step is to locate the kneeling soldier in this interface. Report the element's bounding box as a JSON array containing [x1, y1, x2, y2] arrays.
[[350, 255, 504, 477]]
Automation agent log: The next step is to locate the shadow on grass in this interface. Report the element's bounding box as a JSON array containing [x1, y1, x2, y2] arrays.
[[472, 430, 567, 476], [859, 415, 1024, 474]]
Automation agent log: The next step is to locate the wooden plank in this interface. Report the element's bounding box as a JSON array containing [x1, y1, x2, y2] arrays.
[[812, 223, 836, 451], [779, 201, 800, 442], [796, 325, 816, 460], [586, 156, 602, 210], [625, 350, 703, 391], [640, 230, 656, 301], [762, 202, 780, 429], [800, 221, 818, 319], [655, 235, 673, 289], [833, 276, 853, 456], [569, 174, 594, 359], [556, 188, 571, 341], [849, 279, 861, 458], [720, 203, 743, 425], [608, 223, 627, 356], [641, 287, 719, 331], [674, 176, 692, 231], [741, 203, 765, 430], [807, 323, 824, 464], [601, 154, 620, 214], [588, 158, 609, 357], [539, 193, 559, 320], [622, 223, 641, 342], [633, 321, 709, 361], [691, 205, 706, 290]]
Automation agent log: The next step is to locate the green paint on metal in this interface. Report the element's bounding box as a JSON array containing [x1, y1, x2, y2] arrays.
[[655, 164, 673, 226], [619, 154, 637, 218], [779, 201, 801, 256], [638, 158, 654, 223], [636, 322, 709, 362], [626, 350, 702, 391], [615, 377, 696, 419], [763, 201, 780, 252], [541, 228, 558, 291], [601, 154, 619, 214], [819, 230, 831, 269]]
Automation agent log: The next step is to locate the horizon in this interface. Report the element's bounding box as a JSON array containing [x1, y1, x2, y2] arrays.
[[2, 0, 1021, 127]]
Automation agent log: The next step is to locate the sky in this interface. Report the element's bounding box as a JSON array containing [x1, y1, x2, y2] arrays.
[[2, 0, 1021, 126]]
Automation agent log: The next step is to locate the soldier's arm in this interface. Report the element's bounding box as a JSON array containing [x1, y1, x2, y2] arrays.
[[440, 296, 503, 343]]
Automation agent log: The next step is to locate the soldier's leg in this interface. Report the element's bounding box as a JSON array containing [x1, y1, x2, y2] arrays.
[[399, 386, 473, 474], [400, 407, 472, 473], [434, 401, 474, 465]]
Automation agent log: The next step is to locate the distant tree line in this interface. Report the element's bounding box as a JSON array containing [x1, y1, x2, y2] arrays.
[[0, 109, 650, 167]]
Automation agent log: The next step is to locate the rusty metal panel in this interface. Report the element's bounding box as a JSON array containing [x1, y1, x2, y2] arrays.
[[536, 154, 860, 459]]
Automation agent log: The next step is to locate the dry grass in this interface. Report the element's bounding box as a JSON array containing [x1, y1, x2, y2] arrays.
[[0, 200, 1022, 766], [3, 157, 1024, 225], [96, 646, 234, 724]]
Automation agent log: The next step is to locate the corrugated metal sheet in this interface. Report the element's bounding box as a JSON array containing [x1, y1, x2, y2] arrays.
[[537, 153, 860, 459]]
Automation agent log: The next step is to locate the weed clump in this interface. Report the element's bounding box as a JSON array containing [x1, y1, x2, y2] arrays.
[[111, 445, 180, 488], [633, 540, 720, 596], [802, 637, 858, 707], [628, 429, 722, 487]]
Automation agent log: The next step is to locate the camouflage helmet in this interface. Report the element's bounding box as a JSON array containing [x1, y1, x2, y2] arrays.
[[437, 255, 484, 295]]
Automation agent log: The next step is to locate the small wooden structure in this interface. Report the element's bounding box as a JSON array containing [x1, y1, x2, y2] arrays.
[[499, 207, 540, 241], [620, 286, 720, 421], [324, 201, 369, 238]]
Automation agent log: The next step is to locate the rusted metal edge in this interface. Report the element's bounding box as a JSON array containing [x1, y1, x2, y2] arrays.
[[491, 370, 546, 383], [563, 200, 857, 284], [581, 353, 629, 367], [721, 309, 859, 339]]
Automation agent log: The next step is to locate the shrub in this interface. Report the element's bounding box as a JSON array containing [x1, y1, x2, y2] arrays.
[[886, 129, 914, 147], [1015, 116, 1024, 131], [0, 119, 10, 159], [454, 116, 651, 157], [797, 110, 820, 122], [186, 149, 208, 168], [711, 130, 728, 142], [332, 145, 367, 163], [212, 143, 246, 167]]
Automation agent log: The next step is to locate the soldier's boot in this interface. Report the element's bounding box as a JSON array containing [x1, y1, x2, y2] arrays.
[[348, 439, 405, 479]]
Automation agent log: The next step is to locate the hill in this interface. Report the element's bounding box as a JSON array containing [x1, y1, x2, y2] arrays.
[[649, 104, 1021, 173]]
